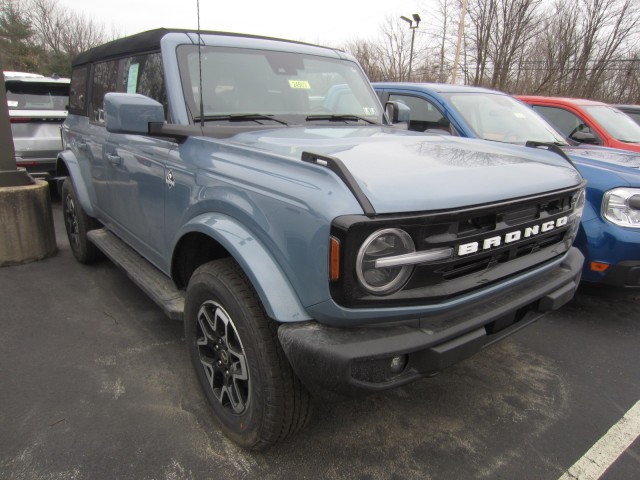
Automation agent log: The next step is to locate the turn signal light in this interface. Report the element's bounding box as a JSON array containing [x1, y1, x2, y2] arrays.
[[329, 236, 340, 281], [590, 262, 610, 272]]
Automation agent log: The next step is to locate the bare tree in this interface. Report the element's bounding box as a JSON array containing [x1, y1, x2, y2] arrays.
[[28, 0, 118, 75], [465, 0, 496, 85], [429, 0, 459, 83], [488, 0, 541, 91], [343, 38, 384, 81], [374, 16, 423, 81], [512, 0, 640, 101]]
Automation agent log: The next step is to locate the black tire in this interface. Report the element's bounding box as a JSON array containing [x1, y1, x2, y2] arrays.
[[61, 177, 103, 264], [185, 258, 313, 450]]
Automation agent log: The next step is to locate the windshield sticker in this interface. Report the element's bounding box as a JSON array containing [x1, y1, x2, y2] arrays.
[[514, 112, 526, 119], [7, 100, 18, 107], [363, 107, 376, 116], [288, 80, 311, 89], [127, 63, 140, 93]]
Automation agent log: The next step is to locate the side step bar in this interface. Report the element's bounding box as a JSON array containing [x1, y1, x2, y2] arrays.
[[87, 228, 184, 320]]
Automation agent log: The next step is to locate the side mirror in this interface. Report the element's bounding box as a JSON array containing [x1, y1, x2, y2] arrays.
[[385, 101, 411, 126], [570, 130, 600, 145], [104, 92, 165, 134]]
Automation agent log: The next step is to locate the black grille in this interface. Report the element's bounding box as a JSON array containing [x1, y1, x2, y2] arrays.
[[330, 186, 580, 308]]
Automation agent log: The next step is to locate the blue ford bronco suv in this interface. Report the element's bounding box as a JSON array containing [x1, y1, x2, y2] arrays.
[[58, 29, 586, 449]]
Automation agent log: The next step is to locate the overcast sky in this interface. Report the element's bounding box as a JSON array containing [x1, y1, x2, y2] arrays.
[[56, 0, 432, 46]]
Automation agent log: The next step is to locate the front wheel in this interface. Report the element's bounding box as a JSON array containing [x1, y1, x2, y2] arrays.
[[185, 258, 313, 450]]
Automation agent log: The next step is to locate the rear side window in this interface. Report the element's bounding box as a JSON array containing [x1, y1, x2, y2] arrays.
[[90, 60, 119, 123], [5, 80, 69, 111], [69, 66, 88, 114]]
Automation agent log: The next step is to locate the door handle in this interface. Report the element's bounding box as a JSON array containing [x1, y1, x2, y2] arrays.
[[107, 153, 122, 166], [77, 141, 88, 151]]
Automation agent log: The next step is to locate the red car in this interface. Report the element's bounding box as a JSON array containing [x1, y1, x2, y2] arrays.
[[516, 95, 640, 153]]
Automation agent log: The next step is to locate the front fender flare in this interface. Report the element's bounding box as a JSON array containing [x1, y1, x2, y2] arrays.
[[173, 213, 312, 323], [57, 150, 96, 218]]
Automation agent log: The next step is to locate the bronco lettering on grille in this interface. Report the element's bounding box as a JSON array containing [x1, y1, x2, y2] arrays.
[[457, 216, 568, 256]]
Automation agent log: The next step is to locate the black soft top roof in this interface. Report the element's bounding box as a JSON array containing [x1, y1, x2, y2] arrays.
[[73, 28, 179, 66], [72, 28, 336, 67]]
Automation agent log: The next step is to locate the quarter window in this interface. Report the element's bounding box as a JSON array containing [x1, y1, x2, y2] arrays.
[[90, 60, 119, 123], [69, 66, 88, 114]]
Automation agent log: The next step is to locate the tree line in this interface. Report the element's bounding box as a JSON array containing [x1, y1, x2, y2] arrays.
[[1, 0, 639, 104], [343, 0, 640, 104], [0, 0, 115, 76]]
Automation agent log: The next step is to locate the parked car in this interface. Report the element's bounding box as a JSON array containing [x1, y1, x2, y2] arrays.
[[614, 104, 640, 126], [4, 71, 70, 180], [59, 29, 585, 449], [374, 83, 640, 286], [515, 95, 640, 153]]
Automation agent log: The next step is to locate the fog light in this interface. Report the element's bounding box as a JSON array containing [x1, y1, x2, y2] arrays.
[[390, 355, 408, 374]]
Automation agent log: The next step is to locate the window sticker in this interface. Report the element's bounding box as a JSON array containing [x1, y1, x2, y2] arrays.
[[288, 80, 311, 89], [363, 107, 377, 116], [127, 63, 140, 93], [514, 112, 526, 119], [7, 100, 18, 107]]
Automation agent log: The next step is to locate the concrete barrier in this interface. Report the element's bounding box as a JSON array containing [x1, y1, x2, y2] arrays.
[[0, 180, 57, 266]]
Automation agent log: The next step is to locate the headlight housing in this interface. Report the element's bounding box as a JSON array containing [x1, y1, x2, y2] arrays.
[[602, 188, 640, 228], [356, 229, 415, 295]]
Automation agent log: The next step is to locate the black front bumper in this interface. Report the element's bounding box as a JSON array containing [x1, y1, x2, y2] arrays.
[[600, 261, 640, 287], [278, 248, 583, 400]]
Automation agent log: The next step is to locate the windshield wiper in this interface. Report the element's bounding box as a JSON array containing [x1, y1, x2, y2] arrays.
[[195, 114, 289, 126], [305, 114, 378, 125]]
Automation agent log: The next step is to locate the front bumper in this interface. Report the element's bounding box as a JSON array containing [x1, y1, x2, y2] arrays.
[[278, 247, 583, 400], [578, 217, 640, 286]]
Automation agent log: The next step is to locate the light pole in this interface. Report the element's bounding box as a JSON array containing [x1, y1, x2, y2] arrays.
[[400, 13, 421, 81]]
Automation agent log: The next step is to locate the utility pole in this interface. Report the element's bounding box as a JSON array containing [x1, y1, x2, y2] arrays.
[[451, 0, 468, 85], [401, 14, 421, 81]]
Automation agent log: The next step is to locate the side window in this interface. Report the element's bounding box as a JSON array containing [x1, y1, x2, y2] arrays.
[[389, 94, 450, 133], [69, 65, 88, 114], [532, 106, 587, 137], [119, 53, 168, 115], [90, 60, 119, 123]]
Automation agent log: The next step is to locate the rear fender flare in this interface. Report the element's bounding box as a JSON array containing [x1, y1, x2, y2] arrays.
[[57, 150, 96, 218]]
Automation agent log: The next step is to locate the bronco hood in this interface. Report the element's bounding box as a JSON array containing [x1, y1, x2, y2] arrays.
[[227, 127, 583, 214]]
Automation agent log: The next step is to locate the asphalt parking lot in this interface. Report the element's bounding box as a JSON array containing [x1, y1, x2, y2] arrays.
[[1, 196, 639, 480]]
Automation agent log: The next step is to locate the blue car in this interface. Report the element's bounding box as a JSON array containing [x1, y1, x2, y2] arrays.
[[374, 82, 640, 286]]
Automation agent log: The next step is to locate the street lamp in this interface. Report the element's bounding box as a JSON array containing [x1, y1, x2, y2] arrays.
[[400, 13, 421, 81]]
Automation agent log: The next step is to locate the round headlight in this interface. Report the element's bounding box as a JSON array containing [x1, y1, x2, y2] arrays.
[[356, 229, 415, 295]]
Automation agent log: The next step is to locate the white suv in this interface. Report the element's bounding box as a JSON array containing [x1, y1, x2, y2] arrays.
[[4, 71, 70, 180]]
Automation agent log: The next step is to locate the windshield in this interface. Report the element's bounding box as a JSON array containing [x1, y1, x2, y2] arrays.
[[5, 80, 69, 111], [583, 105, 640, 143], [177, 45, 383, 124], [443, 92, 568, 145]]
